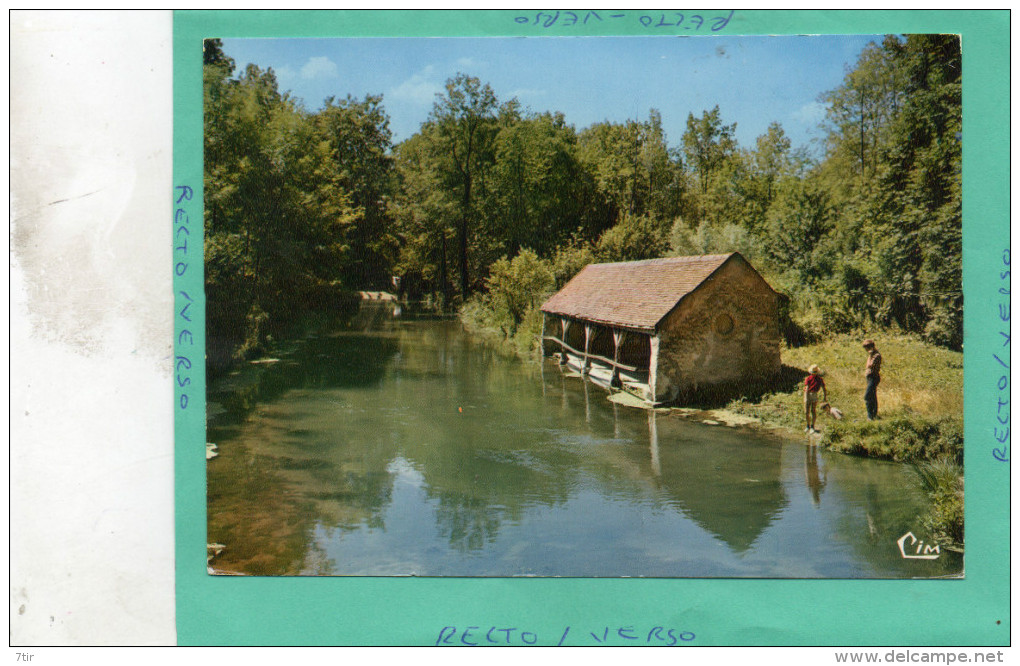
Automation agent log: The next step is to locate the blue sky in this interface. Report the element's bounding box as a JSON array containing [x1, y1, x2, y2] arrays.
[[221, 34, 879, 153]]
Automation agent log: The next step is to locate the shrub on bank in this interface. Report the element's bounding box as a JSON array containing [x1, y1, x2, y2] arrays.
[[825, 413, 963, 463], [913, 458, 964, 547], [460, 248, 557, 355]]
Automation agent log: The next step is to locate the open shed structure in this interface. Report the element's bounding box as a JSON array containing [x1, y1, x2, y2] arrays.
[[539, 252, 781, 404]]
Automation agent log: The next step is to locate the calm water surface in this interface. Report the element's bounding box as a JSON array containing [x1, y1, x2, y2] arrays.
[[207, 304, 962, 578]]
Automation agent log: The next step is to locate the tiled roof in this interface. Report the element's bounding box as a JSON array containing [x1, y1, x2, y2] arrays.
[[540, 253, 738, 332]]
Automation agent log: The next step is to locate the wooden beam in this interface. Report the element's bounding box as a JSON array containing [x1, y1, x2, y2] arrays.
[[541, 336, 642, 374]]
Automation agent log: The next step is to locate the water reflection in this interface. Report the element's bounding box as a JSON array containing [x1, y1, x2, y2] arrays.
[[648, 411, 661, 477], [805, 444, 827, 506], [206, 303, 962, 578]]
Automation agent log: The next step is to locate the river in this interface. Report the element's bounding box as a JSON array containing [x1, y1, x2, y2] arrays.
[[206, 302, 963, 578]]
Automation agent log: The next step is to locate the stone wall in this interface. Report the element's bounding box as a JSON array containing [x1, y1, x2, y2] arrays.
[[651, 256, 781, 402]]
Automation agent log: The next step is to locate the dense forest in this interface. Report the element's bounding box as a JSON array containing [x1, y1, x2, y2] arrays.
[[203, 35, 962, 368]]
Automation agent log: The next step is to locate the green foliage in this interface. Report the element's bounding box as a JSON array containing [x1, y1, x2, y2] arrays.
[[682, 105, 738, 196], [399, 40, 960, 355], [825, 414, 963, 463], [758, 178, 836, 278], [578, 111, 685, 221], [913, 458, 964, 545], [669, 218, 753, 258], [203, 51, 394, 368], [206, 35, 963, 365], [550, 241, 596, 289], [486, 112, 591, 257], [316, 95, 398, 287], [806, 34, 962, 348], [595, 213, 671, 262], [429, 73, 500, 299], [481, 249, 555, 338], [390, 130, 458, 302]]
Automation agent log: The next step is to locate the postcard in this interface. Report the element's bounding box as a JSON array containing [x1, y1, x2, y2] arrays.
[[173, 9, 1009, 647]]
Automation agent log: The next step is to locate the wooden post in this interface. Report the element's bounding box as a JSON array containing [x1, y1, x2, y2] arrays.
[[648, 335, 661, 403], [559, 318, 570, 365], [582, 324, 593, 375], [611, 329, 627, 388]]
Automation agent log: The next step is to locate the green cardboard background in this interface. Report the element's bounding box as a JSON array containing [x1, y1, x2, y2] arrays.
[[174, 10, 1010, 646]]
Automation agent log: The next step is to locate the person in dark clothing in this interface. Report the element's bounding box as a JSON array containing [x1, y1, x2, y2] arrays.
[[862, 339, 882, 420]]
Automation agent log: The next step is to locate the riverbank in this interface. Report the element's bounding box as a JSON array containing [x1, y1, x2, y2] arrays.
[[207, 291, 362, 380], [725, 334, 964, 548], [621, 334, 964, 549], [724, 336, 963, 470]]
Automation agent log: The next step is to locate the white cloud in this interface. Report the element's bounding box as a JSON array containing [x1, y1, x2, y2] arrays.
[[300, 56, 338, 80], [456, 56, 483, 69], [388, 65, 441, 106], [274, 64, 296, 82], [793, 101, 827, 125]]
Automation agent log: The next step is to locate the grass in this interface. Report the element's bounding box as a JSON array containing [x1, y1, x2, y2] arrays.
[[782, 335, 963, 419], [728, 334, 962, 443]]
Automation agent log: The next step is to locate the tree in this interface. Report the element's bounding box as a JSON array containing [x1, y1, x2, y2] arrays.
[[749, 121, 793, 208], [203, 51, 381, 365], [391, 128, 458, 302], [487, 111, 590, 257], [316, 94, 398, 287], [870, 34, 962, 347], [819, 37, 905, 199], [577, 111, 685, 223], [428, 73, 499, 300], [681, 105, 738, 196], [483, 249, 555, 337], [757, 177, 836, 281], [806, 34, 961, 346]]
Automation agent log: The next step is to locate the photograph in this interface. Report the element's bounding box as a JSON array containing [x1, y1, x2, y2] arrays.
[[201, 32, 965, 579]]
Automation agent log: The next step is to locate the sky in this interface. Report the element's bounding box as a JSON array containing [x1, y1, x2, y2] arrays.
[[221, 34, 879, 153]]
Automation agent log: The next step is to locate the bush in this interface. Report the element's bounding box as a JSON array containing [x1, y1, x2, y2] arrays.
[[237, 303, 270, 360], [923, 307, 964, 351], [461, 248, 555, 355], [513, 306, 547, 354], [484, 249, 555, 337], [825, 414, 963, 463], [550, 242, 596, 288]]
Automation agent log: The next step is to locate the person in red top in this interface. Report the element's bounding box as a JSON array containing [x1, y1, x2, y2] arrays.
[[804, 364, 827, 434]]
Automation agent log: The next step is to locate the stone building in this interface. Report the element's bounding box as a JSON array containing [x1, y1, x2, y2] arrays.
[[539, 252, 781, 404]]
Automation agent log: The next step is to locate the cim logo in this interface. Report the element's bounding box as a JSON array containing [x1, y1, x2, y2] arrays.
[[897, 532, 940, 560]]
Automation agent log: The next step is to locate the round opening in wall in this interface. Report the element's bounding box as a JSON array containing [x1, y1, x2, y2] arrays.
[[714, 313, 734, 335]]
